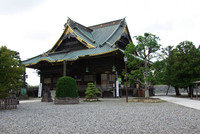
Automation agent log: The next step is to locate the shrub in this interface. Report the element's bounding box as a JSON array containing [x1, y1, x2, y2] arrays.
[[56, 76, 78, 98], [85, 83, 100, 99]]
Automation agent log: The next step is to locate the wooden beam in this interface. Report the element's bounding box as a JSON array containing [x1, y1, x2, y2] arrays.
[[63, 60, 67, 76]]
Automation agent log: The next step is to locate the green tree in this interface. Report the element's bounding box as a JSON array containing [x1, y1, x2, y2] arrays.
[[151, 59, 167, 85], [163, 45, 182, 95], [56, 76, 78, 98], [151, 46, 180, 95], [165, 41, 200, 96], [125, 33, 161, 98], [150, 46, 174, 85], [0, 46, 23, 98], [85, 83, 100, 99]]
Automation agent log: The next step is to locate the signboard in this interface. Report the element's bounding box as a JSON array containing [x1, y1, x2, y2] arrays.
[[38, 83, 42, 97], [21, 88, 27, 95]]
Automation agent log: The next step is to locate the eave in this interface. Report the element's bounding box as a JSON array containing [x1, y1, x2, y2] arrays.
[[23, 47, 119, 68]]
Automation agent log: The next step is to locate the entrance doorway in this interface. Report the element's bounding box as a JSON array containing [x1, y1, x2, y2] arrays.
[[96, 74, 101, 85]]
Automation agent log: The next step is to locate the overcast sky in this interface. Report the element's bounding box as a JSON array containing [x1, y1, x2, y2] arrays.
[[0, 0, 200, 85]]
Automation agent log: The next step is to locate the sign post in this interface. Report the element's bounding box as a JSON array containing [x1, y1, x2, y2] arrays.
[[124, 56, 128, 103]]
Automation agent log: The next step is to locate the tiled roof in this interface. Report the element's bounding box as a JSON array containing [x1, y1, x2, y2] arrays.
[[65, 18, 126, 48], [22, 18, 131, 67], [23, 46, 119, 66]]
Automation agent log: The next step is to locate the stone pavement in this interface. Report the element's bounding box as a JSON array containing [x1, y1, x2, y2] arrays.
[[2, 97, 200, 133], [155, 96, 200, 110], [19, 98, 41, 103]]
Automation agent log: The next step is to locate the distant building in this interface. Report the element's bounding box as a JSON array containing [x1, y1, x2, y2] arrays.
[[22, 18, 137, 97]]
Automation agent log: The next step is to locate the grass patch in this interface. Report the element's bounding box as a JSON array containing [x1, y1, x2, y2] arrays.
[[129, 97, 166, 103]]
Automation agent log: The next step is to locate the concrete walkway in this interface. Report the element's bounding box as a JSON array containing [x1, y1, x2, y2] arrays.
[[19, 98, 41, 103], [155, 96, 200, 110]]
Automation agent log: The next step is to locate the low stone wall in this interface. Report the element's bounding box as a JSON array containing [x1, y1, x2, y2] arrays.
[[154, 85, 176, 95], [153, 85, 200, 95], [54, 97, 79, 104], [0, 98, 17, 110]]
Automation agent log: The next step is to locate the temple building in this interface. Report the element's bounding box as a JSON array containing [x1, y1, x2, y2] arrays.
[[22, 18, 137, 97]]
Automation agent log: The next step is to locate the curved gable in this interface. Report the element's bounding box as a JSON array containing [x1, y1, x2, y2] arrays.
[[50, 23, 96, 53]]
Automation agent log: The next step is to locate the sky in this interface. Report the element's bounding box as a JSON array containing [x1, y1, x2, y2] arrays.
[[0, 0, 200, 86]]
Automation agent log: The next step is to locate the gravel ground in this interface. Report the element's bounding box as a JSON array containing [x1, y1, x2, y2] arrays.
[[0, 98, 200, 134]]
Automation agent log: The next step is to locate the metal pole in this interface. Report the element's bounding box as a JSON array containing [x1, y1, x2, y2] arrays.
[[125, 61, 128, 103]]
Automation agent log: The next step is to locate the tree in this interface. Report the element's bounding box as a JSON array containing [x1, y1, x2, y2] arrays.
[[151, 59, 167, 85], [125, 33, 161, 98], [165, 41, 200, 96], [151, 46, 181, 95], [85, 83, 100, 99], [157, 41, 200, 96], [56, 76, 78, 98], [0, 46, 23, 98]]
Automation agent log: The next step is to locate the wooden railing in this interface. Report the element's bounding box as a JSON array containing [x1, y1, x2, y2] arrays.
[[0, 97, 17, 110]]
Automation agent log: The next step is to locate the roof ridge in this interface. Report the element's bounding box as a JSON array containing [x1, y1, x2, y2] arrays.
[[66, 17, 93, 32], [100, 18, 126, 47], [75, 27, 96, 43], [65, 17, 96, 48], [89, 18, 124, 29]]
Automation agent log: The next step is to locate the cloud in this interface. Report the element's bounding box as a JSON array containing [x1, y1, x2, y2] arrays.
[[0, 0, 46, 15], [1, 0, 200, 85]]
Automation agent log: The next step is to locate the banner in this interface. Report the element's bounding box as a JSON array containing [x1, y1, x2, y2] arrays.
[[38, 83, 42, 97], [116, 80, 119, 97]]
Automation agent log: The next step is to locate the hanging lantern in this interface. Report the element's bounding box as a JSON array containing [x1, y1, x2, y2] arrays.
[[86, 66, 89, 72], [124, 56, 127, 62], [112, 65, 116, 72]]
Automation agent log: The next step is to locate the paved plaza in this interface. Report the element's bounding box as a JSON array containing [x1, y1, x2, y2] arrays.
[[0, 98, 200, 134], [155, 96, 200, 110]]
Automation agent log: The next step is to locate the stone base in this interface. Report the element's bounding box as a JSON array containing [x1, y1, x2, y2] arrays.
[[41, 98, 53, 102], [41, 91, 53, 102], [137, 89, 144, 97], [84, 98, 99, 102], [54, 97, 79, 104], [19, 94, 29, 100]]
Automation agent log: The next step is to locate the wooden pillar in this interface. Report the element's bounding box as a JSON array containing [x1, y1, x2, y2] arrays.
[[40, 72, 44, 91], [63, 60, 67, 76], [23, 66, 26, 88], [40, 73, 42, 84], [195, 83, 198, 100], [50, 76, 53, 90], [40, 73, 44, 84]]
